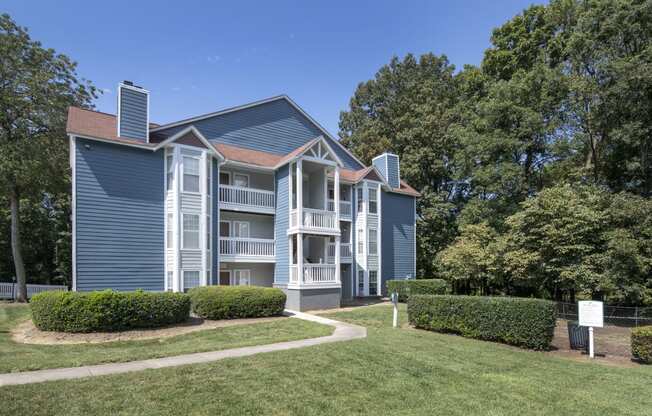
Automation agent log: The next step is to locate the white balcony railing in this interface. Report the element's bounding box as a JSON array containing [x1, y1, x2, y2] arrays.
[[327, 199, 352, 218], [219, 185, 275, 212], [290, 208, 337, 231], [290, 264, 338, 285], [327, 243, 352, 261], [219, 237, 275, 258]]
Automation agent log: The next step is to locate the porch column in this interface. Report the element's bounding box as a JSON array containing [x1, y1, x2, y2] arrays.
[[296, 159, 303, 228], [334, 167, 340, 224], [296, 234, 303, 286], [335, 235, 341, 284]]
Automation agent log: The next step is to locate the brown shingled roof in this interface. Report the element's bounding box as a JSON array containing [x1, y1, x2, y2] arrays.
[[213, 142, 283, 168], [66, 106, 157, 147]]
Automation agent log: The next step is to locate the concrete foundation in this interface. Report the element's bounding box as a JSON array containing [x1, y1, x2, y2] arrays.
[[274, 285, 341, 311]]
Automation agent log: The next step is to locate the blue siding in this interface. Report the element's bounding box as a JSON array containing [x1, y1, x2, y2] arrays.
[[75, 138, 164, 291], [274, 165, 289, 284], [381, 191, 416, 293], [119, 87, 148, 141], [156, 98, 363, 170], [373, 154, 400, 188]]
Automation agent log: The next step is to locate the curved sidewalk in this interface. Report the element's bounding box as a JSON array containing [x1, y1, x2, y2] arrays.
[[0, 311, 366, 387]]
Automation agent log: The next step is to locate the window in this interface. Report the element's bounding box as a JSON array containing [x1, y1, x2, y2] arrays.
[[357, 188, 364, 212], [357, 229, 364, 254], [183, 156, 200, 192], [369, 271, 378, 295], [182, 214, 200, 249], [368, 229, 378, 255], [369, 188, 378, 214], [358, 270, 365, 295], [206, 159, 211, 195], [233, 173, 249, 188], [219, 172, 231, 185], [166, 213, 173, 249], [233, 221, 250, 238], [183, 270, 200, 290], [166, 155, 174, 191], [232, 270, 251, 286], [328, 187, 334, 200]]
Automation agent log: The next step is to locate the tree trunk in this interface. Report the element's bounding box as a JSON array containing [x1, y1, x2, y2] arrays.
[[9, 185, 27, 302]]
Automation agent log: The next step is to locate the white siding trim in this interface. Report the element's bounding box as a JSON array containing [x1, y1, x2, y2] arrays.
[[69, 135, 77, 291]]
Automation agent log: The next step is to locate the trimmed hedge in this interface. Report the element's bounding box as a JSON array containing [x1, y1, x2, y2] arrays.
[[30, 290, 190, 333], [408, 295, 556, 350], [631, 326, 652, 364], [386, 279, 450, 302], [188, 286, 286, 320]]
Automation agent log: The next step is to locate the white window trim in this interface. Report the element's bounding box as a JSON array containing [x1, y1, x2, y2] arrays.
[[181, 213, 201, 250], [368, 187, 378, 215], [182, 269, 201, 292], [368, 228, 378, 255], [232, 172, 250, 188], [232, 221, 250, 238], [182, 154, 201, 194], [231, 269, 251, 286]]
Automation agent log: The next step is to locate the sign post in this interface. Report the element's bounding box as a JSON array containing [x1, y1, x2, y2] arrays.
[[391, 291, 399, 328], [578, 301, 604, 358]]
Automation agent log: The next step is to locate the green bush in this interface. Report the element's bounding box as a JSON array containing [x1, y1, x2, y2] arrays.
[[188, 286, 286, 320], [386, 279, 450, 302], [631, 326, 652, 363], [407, 295, 556, 350], [30, 290, 190, 333]]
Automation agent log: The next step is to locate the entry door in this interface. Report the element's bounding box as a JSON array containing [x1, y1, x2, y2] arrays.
[[231, 270, 251, 286], [356, 270, 378, 297], [219, 270, 231, 285], [357, 270, 366, 297]]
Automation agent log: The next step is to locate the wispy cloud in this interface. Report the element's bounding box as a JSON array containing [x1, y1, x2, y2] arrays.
[[207, 55, 221, 63], [101, 88, 112, 94]]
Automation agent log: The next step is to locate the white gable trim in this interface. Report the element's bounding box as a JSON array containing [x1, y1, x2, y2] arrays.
[[274, 136, 344, 169], [153, 126, 224, 160]]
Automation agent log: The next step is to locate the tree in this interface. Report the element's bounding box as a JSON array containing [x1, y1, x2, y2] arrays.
[[0, 14, 95, 301], [338, 53, 463, 276], [436, 223, 502, 295]]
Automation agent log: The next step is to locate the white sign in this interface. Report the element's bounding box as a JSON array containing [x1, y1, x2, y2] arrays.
[[578, 301, 604, 328]]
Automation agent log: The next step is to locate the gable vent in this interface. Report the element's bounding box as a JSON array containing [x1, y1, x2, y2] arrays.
[[117, 81, 149, 142], [372, 153, 400, 188]]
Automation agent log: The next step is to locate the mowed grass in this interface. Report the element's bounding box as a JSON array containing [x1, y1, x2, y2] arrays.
[[0, 304, 332, 373], [2, 304, 652, 415]]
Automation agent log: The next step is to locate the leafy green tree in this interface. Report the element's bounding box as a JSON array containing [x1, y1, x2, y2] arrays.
[[436, 223, 502, 295], [0, 14, 95, 301], [339, 53, 463, 276]]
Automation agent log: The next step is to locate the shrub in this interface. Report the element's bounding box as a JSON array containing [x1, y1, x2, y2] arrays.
[[188, 286, 286, 320], [408, 295, 556, 350], [386, 279, 450, 302], [30, 290, 190, 333], [632, 326, 652, 363]]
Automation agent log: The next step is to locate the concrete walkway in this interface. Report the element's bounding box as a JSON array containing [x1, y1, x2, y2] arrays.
[[0, 311, 366, 387]]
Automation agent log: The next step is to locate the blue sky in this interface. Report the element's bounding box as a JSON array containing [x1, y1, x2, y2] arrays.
[[4, 1, 539, 135]]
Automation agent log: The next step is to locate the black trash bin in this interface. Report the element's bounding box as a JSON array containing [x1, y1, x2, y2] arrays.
[[567, 321, 589, 351]]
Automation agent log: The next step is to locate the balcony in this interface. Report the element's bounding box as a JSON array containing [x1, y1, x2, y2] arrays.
[[219, 185, 275, 215], [289, 208, 339, 235], [289, 264, 338, 286], [219, 237, 275, 262], [328, 243, 352, 263], [327, 199, 352, 220]]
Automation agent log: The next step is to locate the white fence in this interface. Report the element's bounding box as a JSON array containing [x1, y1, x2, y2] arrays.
[[289, 264, 337, 285], [291, 208, 337, 231], [219, 185, 275, 210], [0, 283, 68, 300], [219, 237, 275, 258]]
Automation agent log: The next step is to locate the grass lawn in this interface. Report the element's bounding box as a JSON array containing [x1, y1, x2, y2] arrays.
[[0, 304, 332, 373], [2, 304, 652, 415]]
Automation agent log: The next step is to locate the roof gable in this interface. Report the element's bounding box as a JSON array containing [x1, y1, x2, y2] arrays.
[[152, 96, 364, 170]]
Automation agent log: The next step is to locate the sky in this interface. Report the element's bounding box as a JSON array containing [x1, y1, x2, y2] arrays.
[[4, 0, 540, 135]]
